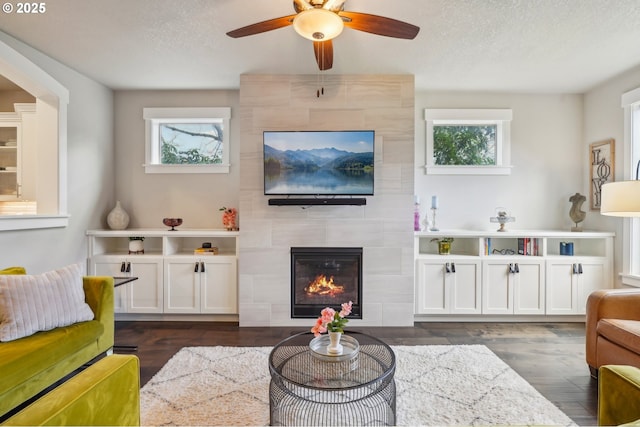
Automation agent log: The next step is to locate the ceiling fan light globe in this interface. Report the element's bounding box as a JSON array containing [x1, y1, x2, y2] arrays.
[[293, 9, 344, 41]]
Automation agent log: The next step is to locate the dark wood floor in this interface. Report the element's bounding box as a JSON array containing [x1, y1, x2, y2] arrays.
[[114, 321, 597, 426]]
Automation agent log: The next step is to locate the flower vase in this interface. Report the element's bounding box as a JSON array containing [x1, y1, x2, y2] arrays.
[[224, 216, 236, 231], [327, 331, 343, 355], [221, 208, 237, 231]]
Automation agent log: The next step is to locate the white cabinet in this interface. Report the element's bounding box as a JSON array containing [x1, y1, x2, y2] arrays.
[[90, 256, 163, 314], [164, 257, 237, 314], [546, 258, 609, 315], [415, 258, 481, 314], [482, 259, 545, 315], [87, 229, 239, 319], [414, 230, 614, 319]]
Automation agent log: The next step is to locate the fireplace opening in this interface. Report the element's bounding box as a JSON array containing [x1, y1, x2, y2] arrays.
[[291, 247, 362, 319]]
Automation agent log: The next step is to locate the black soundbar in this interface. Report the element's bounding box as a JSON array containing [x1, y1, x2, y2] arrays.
[[268, 198, 367, 206]]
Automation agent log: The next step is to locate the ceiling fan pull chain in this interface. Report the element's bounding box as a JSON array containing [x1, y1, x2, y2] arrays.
[[317, 43, 325, 97], [321, 44, 325, 96]]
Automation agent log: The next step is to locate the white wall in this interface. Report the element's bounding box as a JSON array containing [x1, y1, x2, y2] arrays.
[[583, 64, 640, 286], [414, 92, 585, 232], [0, 31, 113, 274], [113, 90, 240, 229]]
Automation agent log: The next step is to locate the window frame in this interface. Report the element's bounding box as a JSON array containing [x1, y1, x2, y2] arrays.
[[424, 108, 513, 175], [620, 87, 640, 287], [143, 107, 231, 174]]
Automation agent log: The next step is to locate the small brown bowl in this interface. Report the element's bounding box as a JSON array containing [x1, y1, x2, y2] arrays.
[[163, 218, 183, 231]]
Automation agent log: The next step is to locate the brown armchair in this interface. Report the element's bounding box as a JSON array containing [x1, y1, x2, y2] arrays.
[[586, 288, 640, 378]]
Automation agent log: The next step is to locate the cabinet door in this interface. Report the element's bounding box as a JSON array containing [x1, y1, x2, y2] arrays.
[[577, 260, 608, 314], [415, 260, 448, 314], [512, 261, 545, 315], [482, 261, 512, 314], [126, 258, 163, 313], [545, 261, 577, 315], [449, 260, 481, 314], [90, 257, 128, 313], [200, 257, 237, 314], [164, 258, 201, 313]]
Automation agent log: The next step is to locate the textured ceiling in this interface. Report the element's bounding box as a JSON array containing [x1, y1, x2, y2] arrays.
[[0, 0, 639, 92]]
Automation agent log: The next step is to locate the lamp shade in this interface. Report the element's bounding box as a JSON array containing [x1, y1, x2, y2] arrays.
[[293, 9, 344, 41], [600, 180, 640, 216]]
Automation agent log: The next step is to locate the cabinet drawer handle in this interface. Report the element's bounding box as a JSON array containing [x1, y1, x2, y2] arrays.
[[578, 263, 583, 274], [445, 263, 451, 273], [514, 263, 519, 274], [194, 262, 199, 273], [200, 262, 205, 273], [508, 263, 514, 274], [125, 262, 131, 273], [572, 263, 578, 274], [120, 261, 126, 273], [450, 262, 456, 273]]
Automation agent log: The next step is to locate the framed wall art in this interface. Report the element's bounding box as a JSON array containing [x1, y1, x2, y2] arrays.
[[589, 138, 615, 210]]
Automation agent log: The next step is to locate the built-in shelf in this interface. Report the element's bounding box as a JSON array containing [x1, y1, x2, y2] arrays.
[[86, 229, 239, 320], [414, 229, 615, 320]]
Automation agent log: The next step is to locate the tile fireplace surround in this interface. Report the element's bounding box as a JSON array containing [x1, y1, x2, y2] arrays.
[[238, 74, 415, 327]]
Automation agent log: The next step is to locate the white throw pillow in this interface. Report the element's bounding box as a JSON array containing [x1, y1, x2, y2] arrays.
[[0, 263, 94, 342]]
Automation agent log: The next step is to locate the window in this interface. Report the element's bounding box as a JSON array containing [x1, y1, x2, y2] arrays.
[[621, 87, 640, 287], [143, 107, 231, 174], [424, 109, 513, 175]]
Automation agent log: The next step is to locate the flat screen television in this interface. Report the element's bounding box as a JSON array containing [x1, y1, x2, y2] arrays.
[[264, 130, 375, 196]]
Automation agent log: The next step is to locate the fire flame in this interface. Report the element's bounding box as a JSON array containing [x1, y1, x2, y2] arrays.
[[304, 274, 345, 296]]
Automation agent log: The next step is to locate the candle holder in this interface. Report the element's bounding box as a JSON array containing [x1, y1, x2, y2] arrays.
[[429, 207, 439, 231]]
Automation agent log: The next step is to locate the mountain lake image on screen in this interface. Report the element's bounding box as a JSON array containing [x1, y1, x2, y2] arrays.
[[263, 130, 375, 196]]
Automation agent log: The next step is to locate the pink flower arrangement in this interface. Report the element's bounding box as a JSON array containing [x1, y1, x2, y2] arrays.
[[311, 301, 353, 337], [219, 207, 237, 230]]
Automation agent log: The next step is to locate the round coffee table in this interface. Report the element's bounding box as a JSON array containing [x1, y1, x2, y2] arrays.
[[268, 331, 396, 426]]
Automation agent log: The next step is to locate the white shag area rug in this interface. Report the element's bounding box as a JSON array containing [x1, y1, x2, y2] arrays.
[[140, 345, 575, 426]]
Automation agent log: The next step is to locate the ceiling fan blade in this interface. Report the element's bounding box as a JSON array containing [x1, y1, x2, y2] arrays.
[[226, 15, 296, 38], [340, 11, 420, 40], [313, 40, 333, 70]]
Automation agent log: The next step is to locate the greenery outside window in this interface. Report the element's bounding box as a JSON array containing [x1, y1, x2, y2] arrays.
[[143, 107, 231, 174], [425, 109, 513, 175]]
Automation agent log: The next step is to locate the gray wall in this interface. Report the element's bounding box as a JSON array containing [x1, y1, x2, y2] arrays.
[[0, 31, 113, 273], [414, 92, 585, 231], [112, 90, 240, 229]]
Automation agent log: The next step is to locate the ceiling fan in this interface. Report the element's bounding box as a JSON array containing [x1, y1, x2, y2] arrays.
[[226, 0, 420, 71]]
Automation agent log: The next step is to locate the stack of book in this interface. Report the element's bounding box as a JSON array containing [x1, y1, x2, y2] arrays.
[[194, 246, 219, 255]]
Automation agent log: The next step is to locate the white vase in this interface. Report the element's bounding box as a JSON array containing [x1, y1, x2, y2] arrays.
[[107, 201, 129, 230], [327, 331, 343, 355]]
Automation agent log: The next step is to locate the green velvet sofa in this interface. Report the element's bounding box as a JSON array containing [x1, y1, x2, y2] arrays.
[[0, 273, 115, 418], [599, 365, 640, 426], [2, 354, 140, 426]]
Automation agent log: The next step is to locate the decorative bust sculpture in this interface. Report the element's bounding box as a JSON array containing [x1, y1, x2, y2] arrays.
[[569, 192, 587, 232]]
